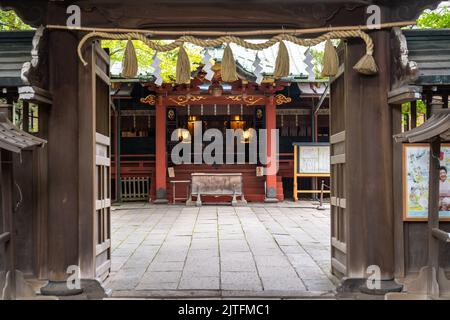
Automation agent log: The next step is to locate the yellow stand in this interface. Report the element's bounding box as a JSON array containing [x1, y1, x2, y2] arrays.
[[293, 144, 330, 202]]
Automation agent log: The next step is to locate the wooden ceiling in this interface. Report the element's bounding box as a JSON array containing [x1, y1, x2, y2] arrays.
[[0, 0, 442, 31]]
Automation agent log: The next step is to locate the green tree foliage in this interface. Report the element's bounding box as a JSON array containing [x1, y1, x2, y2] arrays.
[[0, 10, 32, 30], [0, 10, 202, 82], [309, 47, 325, 79], [102, 40, 203, 81], [417, 5, 450, 28]]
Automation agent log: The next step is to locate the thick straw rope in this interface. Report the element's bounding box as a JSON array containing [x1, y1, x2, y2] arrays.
[[77, 30, 374, 67]]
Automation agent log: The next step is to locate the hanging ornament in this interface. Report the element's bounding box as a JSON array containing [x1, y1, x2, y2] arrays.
[[151, 52, 163, 86], [176, 45, 191, 84], [122, 40, 138, 78], [321, 39, 339, 77], [274, 41, 290, 78], [253, 53, 264, 85], [304, 48, 316, 82], [221, 44, 238, 82], [202, 50, 214, 81]]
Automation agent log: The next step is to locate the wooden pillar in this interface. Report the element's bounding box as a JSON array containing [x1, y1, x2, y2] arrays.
[[411, 101, 417, 129], [45, 30, 80, 283], [115, 100, 122, 202], [428, 138, 441, 274], [34, 104, 49, 279], [391, 103, 405, 278], [443, 95, 449, 109], [22, 101, 30, 133], [426, 94, 433, 120], [265, 95, 278, 202], [344, 30, 394, 280], [154, 96, 168, 203]]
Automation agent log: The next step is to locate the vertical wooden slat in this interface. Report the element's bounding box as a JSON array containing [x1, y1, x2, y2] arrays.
[[78, 40, 97, 279]]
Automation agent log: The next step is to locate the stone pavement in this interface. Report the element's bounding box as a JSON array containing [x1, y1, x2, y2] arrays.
[[106, 202, 336, 298]]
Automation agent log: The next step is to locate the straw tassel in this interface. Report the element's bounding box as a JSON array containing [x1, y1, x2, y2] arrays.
[[321, 39, 339, 77], [353, 52, 378, 75], [274, 41, 290, 78], [176, 45, 191, 84], [122, 40, 139, 78], [221, 44, 238, 82]]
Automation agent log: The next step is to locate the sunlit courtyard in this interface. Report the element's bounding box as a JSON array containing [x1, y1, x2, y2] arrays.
[[107, 203, 335, 298]]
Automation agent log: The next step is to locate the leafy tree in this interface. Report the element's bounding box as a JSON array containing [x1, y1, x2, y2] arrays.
[[0, 10, 32, 30], [309, 47, 325, 79], [102, 40, 203, 81], [417, 5, 450, 28]]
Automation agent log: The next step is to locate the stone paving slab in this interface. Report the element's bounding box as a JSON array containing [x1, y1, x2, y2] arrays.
[[107, 202, 336, 298]]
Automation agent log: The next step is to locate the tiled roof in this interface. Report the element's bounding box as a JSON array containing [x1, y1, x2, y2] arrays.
[[404, 29, 450, 85], [0, 31, 34, 87], [394, 109, 450, 143], [0, 113, 46, 153]]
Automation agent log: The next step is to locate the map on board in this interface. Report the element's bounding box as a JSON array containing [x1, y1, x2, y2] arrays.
[[298, 145, 330, 174]]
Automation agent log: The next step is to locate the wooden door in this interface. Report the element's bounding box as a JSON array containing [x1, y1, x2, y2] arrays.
[[329, 64, 348, 279], [79, 41, 111, 282], [95, 133, 111, 282]]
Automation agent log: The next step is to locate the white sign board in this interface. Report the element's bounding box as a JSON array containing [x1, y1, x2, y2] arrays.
[[298, 145, 330, 174]]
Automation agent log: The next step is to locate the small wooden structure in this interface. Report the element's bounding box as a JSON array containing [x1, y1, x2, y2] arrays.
[[0, 108, 46, 300], [391, 109, 450, 299], [188, 173, 246, 206]]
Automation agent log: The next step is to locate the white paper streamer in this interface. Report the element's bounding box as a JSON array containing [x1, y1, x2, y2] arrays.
[[253, 54, 264, 85], [151, 52, 163, 86], [304, 48, 316, 81], [202, 51, 214, 81]]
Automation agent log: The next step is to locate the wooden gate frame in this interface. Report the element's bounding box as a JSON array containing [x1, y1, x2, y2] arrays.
[[79, 41, 112, 281]]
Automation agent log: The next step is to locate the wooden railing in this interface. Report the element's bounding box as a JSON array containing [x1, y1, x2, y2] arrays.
[[120, 177, 150, 201]]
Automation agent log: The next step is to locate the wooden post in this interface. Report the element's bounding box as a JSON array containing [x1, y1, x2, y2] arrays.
[[391, 104, 405, 278], [78, 41, 97, 279], [154, 95, 168, 203], [45, 30, 80, 284], [426, 94, 433, 120], [22, 101, 30, 133], [115, 101, 122, 202], [265, 95, 278, 202], [443, 95, 449, 109], [34, 104, 49, 279], [344, 30, 395, 280], [411, 101, 417, 129], [293, 145, 298, 202], [427, 137, 441, 285]]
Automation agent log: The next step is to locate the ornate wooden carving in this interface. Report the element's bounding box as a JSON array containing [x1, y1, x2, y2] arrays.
[[390, 27, 419, 90], [20, 26, 49, 90]]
